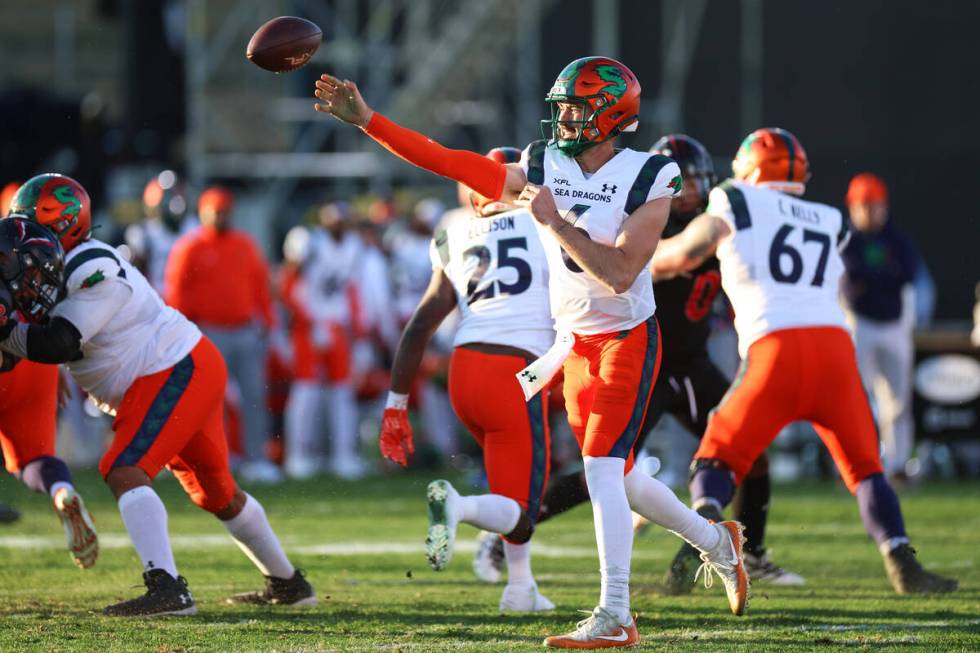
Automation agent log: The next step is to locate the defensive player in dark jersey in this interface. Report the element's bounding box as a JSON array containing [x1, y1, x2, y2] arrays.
[[472, 134, 803, 591]]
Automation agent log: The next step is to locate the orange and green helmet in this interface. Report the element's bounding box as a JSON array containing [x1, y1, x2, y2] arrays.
[[732, 128, 810, 191], [542, 56, 641, 157], [6, 174, 91, 252]]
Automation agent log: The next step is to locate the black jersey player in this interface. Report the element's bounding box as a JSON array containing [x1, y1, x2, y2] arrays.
[[472, 134, 804, 592]]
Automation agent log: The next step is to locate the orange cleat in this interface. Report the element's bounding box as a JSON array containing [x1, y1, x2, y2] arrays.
[[695, 520, 749, 616], [544, 607, 639, 649]]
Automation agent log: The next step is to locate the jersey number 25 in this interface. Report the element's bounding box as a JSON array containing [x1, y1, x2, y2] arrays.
[[464, 237, 532, 305]]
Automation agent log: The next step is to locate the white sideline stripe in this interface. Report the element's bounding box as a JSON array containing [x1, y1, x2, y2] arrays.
[[0, 535, 664, 559]]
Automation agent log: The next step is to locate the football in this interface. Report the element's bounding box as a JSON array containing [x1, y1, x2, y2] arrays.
[[246, 16, 322, 73]]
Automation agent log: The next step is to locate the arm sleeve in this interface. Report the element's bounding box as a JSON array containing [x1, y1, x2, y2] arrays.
[[51, 277, 134, 344], [363, 113, 507, 200]]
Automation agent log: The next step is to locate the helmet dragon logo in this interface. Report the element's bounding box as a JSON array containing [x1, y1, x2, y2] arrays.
[[52, 186, 81, 218], [593, 64, 627, 99]]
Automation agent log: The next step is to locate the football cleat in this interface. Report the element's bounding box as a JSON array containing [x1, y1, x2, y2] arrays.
[[544, 606, 639, 649], [694, 521, 750, 616], [226, 569, 317, 606], [472, 530, 505, 584], [103, 569, 197, 617], [743, 551, 805, 586], [0, 502, 21, 524], [498, 583, 555, 613], [53, 487, 98, 569], [661, 542, 700, 595], [884, 544, 958, 594], [425, 479, 460, 571]]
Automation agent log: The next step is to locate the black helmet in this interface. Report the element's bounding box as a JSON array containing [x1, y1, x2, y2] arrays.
[[650, 134, 716, 209], [0, 218, 65, 323]]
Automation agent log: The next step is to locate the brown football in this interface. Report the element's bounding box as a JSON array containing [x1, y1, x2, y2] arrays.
[[246, 16, 322, 73]]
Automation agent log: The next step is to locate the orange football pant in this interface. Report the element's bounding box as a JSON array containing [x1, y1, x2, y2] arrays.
[[448, 347, 550, 521], [0, 360, 58, 473], [291, 322, 351, 383], [695, 326, 883, 493], [100, 336, 237, 513], [562, 317, 662, 475]]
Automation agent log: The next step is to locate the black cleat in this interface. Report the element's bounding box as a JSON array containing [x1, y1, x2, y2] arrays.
[[0, 503, 20, 524], [226, 569, 317, 606], [103, 569, 197, 617], [661, 542, 701, 595], [884, 544, 958, 594], [661, 503, 725, 595]]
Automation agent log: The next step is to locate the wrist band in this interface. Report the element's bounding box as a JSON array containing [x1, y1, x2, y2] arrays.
[[386, 391, 409, 410]]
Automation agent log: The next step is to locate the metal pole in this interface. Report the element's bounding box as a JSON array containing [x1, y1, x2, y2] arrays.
[[740, 0, 763, 135]]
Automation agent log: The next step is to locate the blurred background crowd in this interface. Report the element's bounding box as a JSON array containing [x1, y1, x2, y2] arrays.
[[1, 0, 978, 488]]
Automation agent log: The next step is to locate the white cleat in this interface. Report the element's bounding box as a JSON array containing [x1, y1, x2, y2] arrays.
[[695, 520, 750, 616], [240, 460, 285, 485], [472, 530, 504, 583], [544, 606, 639, 648], [330, 456, 369, 480], [53, 487, 98, 569], [499, 583, 555, 612], [744, 551, 805, 586], [425, 480, 460, 571]]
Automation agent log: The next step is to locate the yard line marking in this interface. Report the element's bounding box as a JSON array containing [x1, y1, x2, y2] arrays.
[[0, 534, 668, 560]]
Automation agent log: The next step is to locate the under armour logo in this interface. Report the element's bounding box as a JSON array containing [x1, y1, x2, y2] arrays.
[[520, 370, 537, 383], [601, 183, 618, 193]]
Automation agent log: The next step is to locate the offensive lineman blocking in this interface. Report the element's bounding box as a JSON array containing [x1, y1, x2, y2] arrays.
[[652, 128, 957, 595], [0, 174, 316, 615], [314, 56, 749, 648]]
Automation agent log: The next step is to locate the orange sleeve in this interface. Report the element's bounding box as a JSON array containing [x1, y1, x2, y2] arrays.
[[363, 113, 507, 200]]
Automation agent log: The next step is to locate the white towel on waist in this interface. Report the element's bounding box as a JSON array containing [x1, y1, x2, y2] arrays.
[[516, 330, 574, 401]]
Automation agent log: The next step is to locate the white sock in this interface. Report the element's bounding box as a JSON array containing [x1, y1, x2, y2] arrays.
[[285, 381, 323, 469], [117, 486, 178, 578], [624, 466, 720, 551], [504, 541, 534, 587], [456, 493, 521, 534], [49, 481, 74, 499], [583, 456, 632, 624], [327, 383, 359, 461], [221, 493, 295, 579]]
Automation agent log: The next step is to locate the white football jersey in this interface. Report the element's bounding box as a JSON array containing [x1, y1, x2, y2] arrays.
[[283, 227, 362, 327], [389, 230, 435, 323], [430, 208, 554, 357], [520, 140, 681, 335], [52, 239, 201, 412], [709, 180, 849, 357]]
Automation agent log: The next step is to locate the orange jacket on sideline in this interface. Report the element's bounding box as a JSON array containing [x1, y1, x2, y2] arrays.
[[164, 226, 275, 329]]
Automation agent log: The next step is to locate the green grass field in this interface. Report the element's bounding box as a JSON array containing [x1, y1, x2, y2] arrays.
[[0, 471, 978, 652]]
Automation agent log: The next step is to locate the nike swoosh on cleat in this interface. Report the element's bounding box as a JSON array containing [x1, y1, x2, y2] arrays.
[[595, 629, 629, 642]]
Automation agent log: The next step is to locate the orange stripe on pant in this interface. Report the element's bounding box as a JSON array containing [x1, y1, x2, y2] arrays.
[[562, 317, 662, 475], [448, 347, 550, 521], [0, 360, 58, 473], [99, 336, 237, 513], [695, 326, 883, 493]]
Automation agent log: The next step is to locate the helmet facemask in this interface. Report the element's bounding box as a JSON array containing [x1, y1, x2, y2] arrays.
[[8, 254, 62, 322], [541, 94, 636, 158]]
